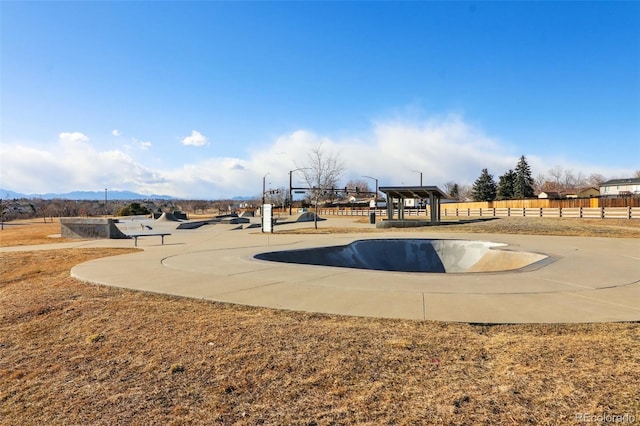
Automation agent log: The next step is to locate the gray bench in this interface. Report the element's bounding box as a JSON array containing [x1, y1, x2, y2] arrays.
[[127, 233, 171, 247]]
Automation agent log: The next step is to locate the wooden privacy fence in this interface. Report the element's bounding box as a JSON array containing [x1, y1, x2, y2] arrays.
[[442, 197, 640, 209], [442, 206, 640, 219], [319, 207, 640, 219]]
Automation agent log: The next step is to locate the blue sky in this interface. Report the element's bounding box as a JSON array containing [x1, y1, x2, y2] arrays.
[[1, 1, 638, 199]]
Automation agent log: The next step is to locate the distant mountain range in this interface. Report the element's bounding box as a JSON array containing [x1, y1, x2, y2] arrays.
[[0, 188, 176, 201]]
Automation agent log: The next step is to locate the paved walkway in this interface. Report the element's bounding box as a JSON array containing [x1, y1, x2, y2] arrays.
[[4, 218, 640, 323]]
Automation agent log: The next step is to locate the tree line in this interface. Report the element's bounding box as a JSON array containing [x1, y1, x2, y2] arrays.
[[445, 158, 640, 202], [466, 155, 536, 201]]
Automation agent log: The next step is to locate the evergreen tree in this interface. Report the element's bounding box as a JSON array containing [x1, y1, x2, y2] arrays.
[[471, 168, 497, 201], [449, 183, 459, 199], [497, 169, 516, 200], [514, 155, 535, 198], [116, 202, 150, 216], [443, 181, 460, 199]]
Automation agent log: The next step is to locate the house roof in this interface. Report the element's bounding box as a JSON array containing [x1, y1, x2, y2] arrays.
[[562, 187, 598, 194], [378, 186, 448, 199], [601, 178, 640, 186]]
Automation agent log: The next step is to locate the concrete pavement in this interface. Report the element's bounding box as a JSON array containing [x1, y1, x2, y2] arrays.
[[4, 217, 640, 323]]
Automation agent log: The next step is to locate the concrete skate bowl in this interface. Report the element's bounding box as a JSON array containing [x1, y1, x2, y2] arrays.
[[255, 239, 550, 273]]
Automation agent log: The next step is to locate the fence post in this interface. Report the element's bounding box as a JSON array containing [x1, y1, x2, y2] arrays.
[[507, 207, 510, 217], [579, 207, 583, 219], [629, 206, 632, 220], [559, 207, 562, 218], [539, 208, 543, 217], [601, 207, 605, 219]]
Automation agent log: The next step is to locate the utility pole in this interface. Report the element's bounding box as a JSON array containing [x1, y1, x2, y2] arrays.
[[261, 172, 270, 233], [289, 170, 294, 215], [412, 170, 423, 186], [289, 168, 310, 215], [262, 172, 270, 205], [362, 175, 379, 200]]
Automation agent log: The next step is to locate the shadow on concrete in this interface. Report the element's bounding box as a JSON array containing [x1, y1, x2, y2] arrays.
[[255, 238, 548, 273]]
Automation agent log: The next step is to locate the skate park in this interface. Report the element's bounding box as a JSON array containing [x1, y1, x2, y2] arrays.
[[48, 212, 640, 325]]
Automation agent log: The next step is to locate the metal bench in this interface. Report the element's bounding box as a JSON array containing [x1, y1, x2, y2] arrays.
[[127, 233, 171, 247]]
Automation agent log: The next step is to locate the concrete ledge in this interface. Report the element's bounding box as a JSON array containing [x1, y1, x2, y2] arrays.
[[221, 217, 250, 224], [60, 218, 129, 239]]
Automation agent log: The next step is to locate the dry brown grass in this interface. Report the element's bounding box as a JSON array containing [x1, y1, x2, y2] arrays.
[[1, 221, 639, 424], [282, 217, 640, 238], [0, 219, 76, 247]]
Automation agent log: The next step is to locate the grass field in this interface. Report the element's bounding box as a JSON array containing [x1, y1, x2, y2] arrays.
[[284, 216, 640, 238], [1, 218, 639, 425]]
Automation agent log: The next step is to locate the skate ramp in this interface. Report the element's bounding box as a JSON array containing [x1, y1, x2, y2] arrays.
[[255, 239, 548, 273], [156, 212, 181, 222], [291, 212, 326, 222], [60, 218, 129, 239]]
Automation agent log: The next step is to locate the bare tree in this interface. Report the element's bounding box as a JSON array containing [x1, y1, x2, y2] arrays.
[[534, 173, 547, 194], [586, 173, 606, 188], [547, 166, 593, 192], [561, 169, 587, 190], [634, 170, 640, 178], [41, 201, 56, 222], [345, 179, 371, 196], [442, 181, 459, 199], [562, 170, 576, 189], [548, 165, 564, 191], [457, 184, 473, 202], [299, 144, 345, 229], [0, 194, 8, 230], [178, 200, 197, 214]]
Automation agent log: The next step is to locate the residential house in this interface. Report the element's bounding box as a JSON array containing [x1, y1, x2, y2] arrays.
[[599, 178, 640, 197], [563, 187, 599, 199], [538, 191, 562, 199]]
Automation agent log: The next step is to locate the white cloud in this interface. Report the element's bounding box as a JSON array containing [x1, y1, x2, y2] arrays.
[[129, 138, 152, 150], [0, 132, 161, 195], [112, 129, 121, 137], [181, 130, 208, 147], [59, 131, 89, 144], [0, 115, 635, 199]]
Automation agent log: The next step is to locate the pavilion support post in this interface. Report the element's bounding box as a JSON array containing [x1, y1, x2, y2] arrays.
[[430, 193, 437, 224], [379, 186, 447, 225]]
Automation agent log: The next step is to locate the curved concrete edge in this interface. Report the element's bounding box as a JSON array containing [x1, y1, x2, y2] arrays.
[[468, 248, 549, 273], [254, 239, 550, 273]]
